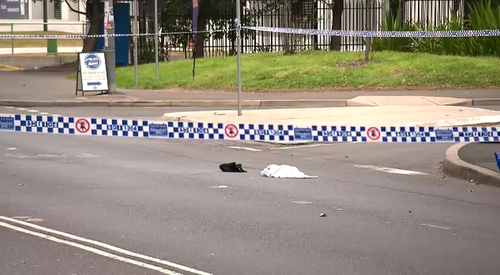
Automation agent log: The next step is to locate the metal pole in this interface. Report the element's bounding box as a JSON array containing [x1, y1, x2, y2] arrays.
[[10, 24, 14, 55], [134, 0, 139, 87], [43, 0, 48, 32], [236, 0, 242, 116], [154, 0, 159, 79], [105, 0, 117, 93]]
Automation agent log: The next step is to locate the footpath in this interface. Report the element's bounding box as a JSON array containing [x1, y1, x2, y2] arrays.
[[1, 70, 500, 185]]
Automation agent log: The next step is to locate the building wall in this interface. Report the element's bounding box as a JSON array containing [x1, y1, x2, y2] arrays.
[[0, 0, 85, 33]]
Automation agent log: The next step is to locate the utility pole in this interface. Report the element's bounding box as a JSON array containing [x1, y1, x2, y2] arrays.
[[236, 0, 242, 116], [43, 0, 48, 31], [134, 0, 139, 87], [154, 0, 159, 79], [104, 0, 116, 93]]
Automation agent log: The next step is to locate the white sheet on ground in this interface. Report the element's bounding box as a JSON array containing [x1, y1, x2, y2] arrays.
[[261, 164, 318, 179]]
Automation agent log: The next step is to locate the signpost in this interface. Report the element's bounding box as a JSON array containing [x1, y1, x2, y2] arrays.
[[76, 53, 109, 95]]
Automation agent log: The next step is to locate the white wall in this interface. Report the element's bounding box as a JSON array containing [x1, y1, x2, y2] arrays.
[[0, 0, 85, 33]]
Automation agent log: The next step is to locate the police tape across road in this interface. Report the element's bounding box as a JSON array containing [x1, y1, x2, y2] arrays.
[[1, 27, 500, 40], [0, 114, 499, 143]]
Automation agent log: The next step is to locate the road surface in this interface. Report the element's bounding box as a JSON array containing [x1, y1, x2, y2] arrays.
[[1, 106, 500, 275]]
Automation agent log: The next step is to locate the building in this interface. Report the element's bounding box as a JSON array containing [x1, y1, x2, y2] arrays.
[[0, 0, 85, 33]]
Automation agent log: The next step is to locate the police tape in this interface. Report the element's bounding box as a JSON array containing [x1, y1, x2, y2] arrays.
[[0, 114, 499, 143], [242, 26, 500, 38], [0, 29, 235, 40]]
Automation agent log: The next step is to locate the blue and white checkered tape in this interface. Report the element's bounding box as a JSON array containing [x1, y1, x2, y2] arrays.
[[243, 26, 500, 38], [1, 27, 499, 40], [1, 114, 499, 143]]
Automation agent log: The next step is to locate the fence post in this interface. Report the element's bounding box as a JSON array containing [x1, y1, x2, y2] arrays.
[[10, 24, 14, 55]]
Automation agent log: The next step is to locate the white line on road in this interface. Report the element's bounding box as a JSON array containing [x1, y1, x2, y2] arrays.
[[39, 112, 51, 115], [270, 144, 327, 151], [6, 147, 17, 150], [421, 223, 451, 230], [16, 108, 27, 111], [228, 146, 261, 152], [5, 106, 14, 109], [292, 201, 313, 204], [0, 215, 212, 275], [209, 185, 228, 189], [27, 109, 39, 113], [0, 221, 181, 275], [354, 165, 428, 175]]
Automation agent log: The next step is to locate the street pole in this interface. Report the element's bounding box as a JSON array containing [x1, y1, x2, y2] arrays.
[[105, 0, 117, 93], [154, 0, 159, 79], [43, 0, 48, 32], [134, 0, 139, 87], [236, 0, 242, 116]]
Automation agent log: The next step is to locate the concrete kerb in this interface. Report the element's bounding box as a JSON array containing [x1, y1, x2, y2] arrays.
[[444, 143, 500, 187], [0, 99, 355, 108], [0, 97, 499, 108]]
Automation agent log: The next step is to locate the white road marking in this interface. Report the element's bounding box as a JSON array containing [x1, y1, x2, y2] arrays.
[[209, 185, 228, 189], [39, 112, 51, 115], [0, 221, 181, 275], [0, 216, 213, 275], [292, 201, 313, 204], [5, 106, 14, 109], [6, 147, 17, 150], [12, 216, 32, 220], [27, 109, 39, 113], [16, 108, 27, 111], [421, 223, 451, 230], [76, 153, 100, 158], [228, 146, 261, 152], [354, 165, 428, 175], [270, 144, 326, 151]]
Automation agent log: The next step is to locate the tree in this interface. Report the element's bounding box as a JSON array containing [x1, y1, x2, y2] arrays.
[[317, 0, 344, 51], [35, 0, 109, 52], [162, 0, 247, 58]]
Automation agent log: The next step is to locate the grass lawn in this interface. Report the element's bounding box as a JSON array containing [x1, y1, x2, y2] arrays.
[[116, 51, 500, 91], [0, 31, 83, 48]]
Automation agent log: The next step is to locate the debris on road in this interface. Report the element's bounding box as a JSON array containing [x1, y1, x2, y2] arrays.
[[219, 162, 247, 173], [320, 213, 327, 217], [261, 164, 318, 179]]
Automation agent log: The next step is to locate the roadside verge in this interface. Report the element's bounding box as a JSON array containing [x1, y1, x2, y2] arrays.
[[444, 143, 500, 187]]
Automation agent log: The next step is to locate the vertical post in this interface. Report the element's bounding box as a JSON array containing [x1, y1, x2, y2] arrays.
[[43, 0, 48, 32], [10, 24, 14, 55], [364, 0, 372, 62], [154, 0, 159, 79], [236, 0, 242, 116], [134, 0, 139, 87], [105, 0, 117, 93]]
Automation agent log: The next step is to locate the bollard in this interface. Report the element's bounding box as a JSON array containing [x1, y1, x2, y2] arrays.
[[47, 39, 58, 55]]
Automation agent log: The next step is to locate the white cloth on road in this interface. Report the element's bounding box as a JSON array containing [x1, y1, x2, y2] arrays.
[[261, 164, 318, 179]]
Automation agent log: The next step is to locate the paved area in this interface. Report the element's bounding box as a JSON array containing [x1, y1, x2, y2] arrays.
[[459, 143, 500, 173], [1, 129, 500, 275], [163, 106, 500, 127]]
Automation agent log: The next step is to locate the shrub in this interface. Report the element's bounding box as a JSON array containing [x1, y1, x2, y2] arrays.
[[373, 0, 500, 57]]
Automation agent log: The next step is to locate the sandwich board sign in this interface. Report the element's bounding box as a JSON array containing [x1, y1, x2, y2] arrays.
[[76, 52, 109, 95]]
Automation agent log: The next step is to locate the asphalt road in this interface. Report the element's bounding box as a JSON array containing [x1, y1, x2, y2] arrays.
[[459, 142, 500, 172], [2, 124, 500, 275]]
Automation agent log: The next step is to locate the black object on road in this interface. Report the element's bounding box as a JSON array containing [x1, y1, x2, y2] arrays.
[[219, 162, 247, 173]]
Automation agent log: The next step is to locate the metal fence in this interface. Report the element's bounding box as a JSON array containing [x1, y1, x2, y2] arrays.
[[0, 21, 85, 55], [159, 0, 468, 60]]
